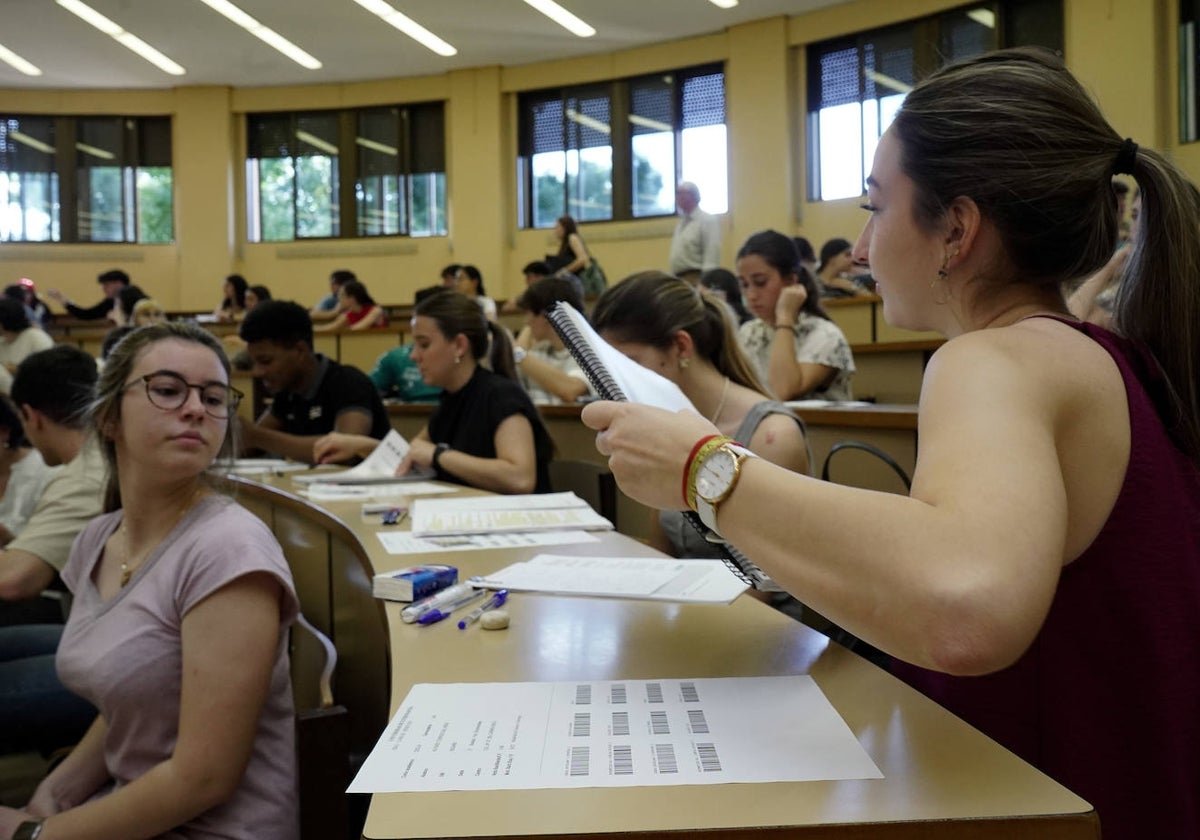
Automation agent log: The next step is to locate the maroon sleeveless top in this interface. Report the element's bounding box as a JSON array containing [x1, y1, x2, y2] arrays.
[[892, 319, 1200, 840]]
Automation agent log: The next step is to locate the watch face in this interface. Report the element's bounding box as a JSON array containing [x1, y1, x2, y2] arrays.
[[696, 449, 737, 503]]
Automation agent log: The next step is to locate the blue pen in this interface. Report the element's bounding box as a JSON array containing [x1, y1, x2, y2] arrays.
[[458, 590, 509, 629], [415, 588, 486, 625]]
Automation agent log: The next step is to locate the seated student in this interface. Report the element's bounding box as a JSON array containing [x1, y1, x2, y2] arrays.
[[310, 269, 354, 322], [453, 265, 497, 322], [438, 263, 461, 288], [6, 280, 50, 329], [0, 322, 299, 839], [130, 298, 167, 326], [244, 284, 271, 310], [0, 346, 105, 758], [0, 395, 55, 548], [369, 288, 443, 402], [212, 273, 249, 322], [238, 300, 390, 463], [591, 271, 809, 557], [816, 237, 871, 298], [736, 230, 855, 401], [314, 280, 387, 332], [512, 276, 593, 405], [0, 297, 54, 375], [314, 292, 553, 494], [45, 269, 129, 321], [108, 285, 148, 328], [699, 268, 753, 325]]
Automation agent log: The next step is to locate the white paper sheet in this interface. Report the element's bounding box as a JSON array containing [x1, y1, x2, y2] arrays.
[[300, 481, 455, 502], [376, 529, 600, 555], [226, 458, 310, 475], [410, 492, 613, 536], [348, 676, 882, 793], [292, 429, 435, 484], [471, 554, 748, 603]]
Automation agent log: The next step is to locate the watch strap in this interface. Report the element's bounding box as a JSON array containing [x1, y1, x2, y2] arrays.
[[694, 443, 755, 534], [13, 820, 45, 840], [432, 442, 450, 470]]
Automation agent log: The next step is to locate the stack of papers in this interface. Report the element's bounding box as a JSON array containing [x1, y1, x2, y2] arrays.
[[410, 492, 613, 537], [292, 430, 435, 485]]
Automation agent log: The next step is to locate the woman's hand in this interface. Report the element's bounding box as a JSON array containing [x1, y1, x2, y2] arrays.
[[0, 806, 35, 836], [26, 779, 66, 817], [405, 438, 436, 470], [313, 432, 375, 464], [774, 284, 808, 325], [581, 401, 718, 510]]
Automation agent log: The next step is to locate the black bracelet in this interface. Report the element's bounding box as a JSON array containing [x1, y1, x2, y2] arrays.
[[432, 442, 450, 469]]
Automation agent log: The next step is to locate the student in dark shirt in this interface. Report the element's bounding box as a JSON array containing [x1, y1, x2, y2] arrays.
[[238, 300, 389, 463], [45, 269, 129, 321]]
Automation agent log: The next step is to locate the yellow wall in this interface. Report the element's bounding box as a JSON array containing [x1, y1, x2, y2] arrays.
[[0, 0, 1188, 310]]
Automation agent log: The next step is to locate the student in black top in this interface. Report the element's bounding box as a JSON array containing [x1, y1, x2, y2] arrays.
[[238, 300, 389, 463], [314, 292, 552, 493], [45, 269, 129, 321]]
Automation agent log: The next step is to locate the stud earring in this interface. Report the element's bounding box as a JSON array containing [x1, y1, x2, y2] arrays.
[[454, 354, 462, 364], [679, 357, 690, 370]]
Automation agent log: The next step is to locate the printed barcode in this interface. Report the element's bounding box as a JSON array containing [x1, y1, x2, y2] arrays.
[[653, 743, 678, 774], [575, 684, 592, 705], [572, 712, 591, 737], [611, 745, 633, 775], [611, 711, 630, 736], [649, 710, 670, 735], [610, 684, 627, 704], [687, 709, 709, 734], [646, 683, 664, 703], [696, 742, 722, 772], [569, 745, 590, 776], [680, 681, 700, 702]]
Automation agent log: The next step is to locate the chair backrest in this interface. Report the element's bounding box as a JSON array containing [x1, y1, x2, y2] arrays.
[[291, 614, 352, 840], [549, 459, 618, 528], [820, 440, 912, 493]]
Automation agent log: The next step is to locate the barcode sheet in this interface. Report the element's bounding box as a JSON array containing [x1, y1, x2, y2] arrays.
[[348, 676, 882, 793]]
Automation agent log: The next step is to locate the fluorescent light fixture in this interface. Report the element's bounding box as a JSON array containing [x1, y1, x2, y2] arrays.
[[8, 131, 56, 155], [351, 0, 458, 57], [628, 114, 672, 133], [76, 142, 115, 160], [195, 0, 322, 70], [0, 44, 43, 76], [356, 137, 398, 155], [56, 0, 186, 75], [863, 68, 912, 95], [522, 0, 595, 38], [966, 8, 996, 28], [708, 0, 738, 8], [296, 130, 339, 155], [566, 109, 610, 135]]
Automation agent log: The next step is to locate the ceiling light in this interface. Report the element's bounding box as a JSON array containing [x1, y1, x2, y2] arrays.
[[708, 0, 738, 8], [0, 44, 43, 76], [8, 131, 56, 155], [195, 0, 322, 69], [296, 130, 339, 155], [76, 142, 115, 160], [522, 0, 595, 38], [566, 109, 609, 134], [628, 114, 672, 133], [356, 137, 398, 156], [56, 0, 186, 75], [966, 8, 996, 29], [352, 0, 458, 57], [862, 69, 912, 95]]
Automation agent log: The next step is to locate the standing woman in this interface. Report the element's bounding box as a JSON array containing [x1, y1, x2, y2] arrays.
[[591, 271, 809, 557], [582, 48, 1200, 838], [213, 274, 249, 322], [315, 292, 552, 494], [551, 215, 605, 296], [0, 322, 299, 839], [736, 230, 855, 401], [314, 280, 387, 332]]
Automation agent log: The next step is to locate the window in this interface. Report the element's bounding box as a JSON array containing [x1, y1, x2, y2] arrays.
[[806, 0, 1063, 201], [517, 64, 727, 229], [0, 114, 173, 243], [245, 102, 446, 242], [1183, 0, 1200, 142]]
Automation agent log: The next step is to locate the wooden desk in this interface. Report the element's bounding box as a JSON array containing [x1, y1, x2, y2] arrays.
[[232, 473, 1095, 840]]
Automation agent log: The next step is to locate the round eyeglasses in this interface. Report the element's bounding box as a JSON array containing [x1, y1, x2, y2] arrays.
[[126, 372, 243, 419]]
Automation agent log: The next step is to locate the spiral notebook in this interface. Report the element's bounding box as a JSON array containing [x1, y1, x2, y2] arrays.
[[546, 302, 781, 592]]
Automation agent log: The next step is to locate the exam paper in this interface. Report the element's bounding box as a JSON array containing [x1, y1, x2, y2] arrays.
[[292, 429, 435, 484], [377, 529, 600, 555], [472, 554, 748, 603], [347, 676, 882, 793], [410, 492, 613, 536], [300, 481, 455, 502]]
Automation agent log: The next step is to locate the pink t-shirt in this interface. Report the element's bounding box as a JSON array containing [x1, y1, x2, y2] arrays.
[[58, 494, 300, 840]]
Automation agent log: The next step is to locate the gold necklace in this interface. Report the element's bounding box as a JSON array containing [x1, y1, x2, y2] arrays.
[[709, 377, 730, 426], [118, 487, 205, 587]]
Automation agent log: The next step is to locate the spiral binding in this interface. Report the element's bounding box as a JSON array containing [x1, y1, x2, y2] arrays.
[[545, 302, 780, 592]]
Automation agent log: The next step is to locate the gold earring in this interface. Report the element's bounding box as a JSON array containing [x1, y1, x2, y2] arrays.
[[454, 354, 462, 364], [679, 357, 690, 370]]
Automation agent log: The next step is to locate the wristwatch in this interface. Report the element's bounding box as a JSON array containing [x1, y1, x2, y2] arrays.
[[432, 442, 450, 470], [512, 346, 527, 365], [13, 820, 44, 840], [693, 442, 756, 534]]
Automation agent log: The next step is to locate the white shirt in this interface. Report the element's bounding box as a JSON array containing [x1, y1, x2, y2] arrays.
[[668, 208, 722, 275]]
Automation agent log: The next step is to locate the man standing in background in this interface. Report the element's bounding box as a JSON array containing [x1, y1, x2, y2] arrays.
[[668, 182, 721, 283]]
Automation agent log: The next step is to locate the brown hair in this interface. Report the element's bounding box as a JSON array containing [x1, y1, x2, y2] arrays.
[[413, 291, 517, 381], [893, 47, 1200, 461], [591, 270, 771, 396]]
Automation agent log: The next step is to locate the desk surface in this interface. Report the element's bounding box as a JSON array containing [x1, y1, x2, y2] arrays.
[[239, 475, 1094, 840]]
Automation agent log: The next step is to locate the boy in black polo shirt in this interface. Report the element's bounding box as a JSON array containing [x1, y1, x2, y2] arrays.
[[239, 300, 390, 463]]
